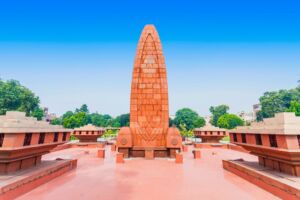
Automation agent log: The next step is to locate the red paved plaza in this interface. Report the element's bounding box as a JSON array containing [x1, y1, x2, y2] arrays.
[[17, 146, 278, 200]]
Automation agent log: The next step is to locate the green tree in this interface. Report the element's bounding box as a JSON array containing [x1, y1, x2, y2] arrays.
[[0, 79, 40, 116], [90, 113, 113, 127], [112, 113, 130, 127], [62, 112, 90, 128], [259, 90, 299, 118], [62, 111, 74, 119], [258, 88, 300, 120], [217, 114, 244, 129], [193, 117, 206, 128], [174, 108, 204, 130], [256, 110, 264, 122], [209, 105, 229, 126], [75, 104, 89, 113], [50, 118, 62, 125], [102, 129, 118, 138], [169, 117, 175, 127], [31, 107, 44, 120], [179, 123, 194, 138], [286, 100, 300, 116]]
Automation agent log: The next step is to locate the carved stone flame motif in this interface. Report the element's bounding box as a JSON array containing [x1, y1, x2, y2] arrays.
[[130, 25, 169, 147], [116, 25, 182, 158]]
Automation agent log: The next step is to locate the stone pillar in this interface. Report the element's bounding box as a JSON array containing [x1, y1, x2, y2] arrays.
[[97, 149, 105, 158], [193, 149, 201, 159], [145, 149, 154, 160], [175, 152, 183, 164], [183, 145, 188, 152], [111, 144, 116, 151], [116, 153, 124, 164]]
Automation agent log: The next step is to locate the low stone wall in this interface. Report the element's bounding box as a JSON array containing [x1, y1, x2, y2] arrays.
[[193, 143, 249, 153], [51, 142, 106, 152], [223, 160, 300, 200], [51, 143, 72, 152], [226, 144, 249, 153], [0, 159, 77, 200]]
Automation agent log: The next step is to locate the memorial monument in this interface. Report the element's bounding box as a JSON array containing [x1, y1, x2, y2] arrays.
[[0, 111, 72, 173], [227, 112, 300, 176], [194, 124, 228, 143], [116, 25, 182, 158], [73, 124, 105, 142]]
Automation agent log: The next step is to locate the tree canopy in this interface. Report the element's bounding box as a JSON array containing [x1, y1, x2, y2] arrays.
[[173, 108, 205, 131], [257, 88, 300, 120], [0, 79, 43, 119], [286, 100, 300, 116], [209, 105, 229, 126], [52, 104, 130, 129], [112, 113, 130, 127], [217, 114, 244, 129]]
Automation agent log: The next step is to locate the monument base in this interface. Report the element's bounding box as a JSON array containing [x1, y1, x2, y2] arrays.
[[74, 135, 99, 143], [194, 143, 227, 149], [0, 159, 77, 200], [118, 147, 180, 159], [0, 155, 42, 174], [200, 136, 225, 143], [258, 155, 300, 176], [223, 159, 300, 200], [70, 142, 106, 148], [193, 143, 249, 153]]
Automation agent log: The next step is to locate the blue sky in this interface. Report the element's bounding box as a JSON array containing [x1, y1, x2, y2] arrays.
[[0, 0, 299, 116]]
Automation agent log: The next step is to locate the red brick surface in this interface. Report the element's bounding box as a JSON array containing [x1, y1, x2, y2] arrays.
[[223, 160, 300, 200], [116, 153, 124, 164], [116, 25, 181, 156], [193, 149, 201, 159], [97, 149, 105, 158], [175, 152, 183, 164], [130, 25, 169, 148]]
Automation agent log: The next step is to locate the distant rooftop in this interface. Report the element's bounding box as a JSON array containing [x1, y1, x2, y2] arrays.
[[194, 123, 227, 132], [74, 124, 105, 131], [230, 112, 300, 135], [0, 111, 72, 133]]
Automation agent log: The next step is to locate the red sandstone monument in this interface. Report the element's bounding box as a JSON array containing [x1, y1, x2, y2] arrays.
[[227, 112, 300, 176], [73, 124, 105, 142], [0, 111, 72, 173], [116, 25, 182, 158], [194, 124, 228, 143]]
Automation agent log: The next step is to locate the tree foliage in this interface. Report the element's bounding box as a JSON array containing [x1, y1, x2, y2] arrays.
[[62, 111, 91, 128], [209, 105, 229, 126], [31, 107, 44, 120], [0, 79, 45, 120], [53, 105, 130, 129], [174, 108, 205, 131], [75, 104, 89, 113], [90, 113, 112, 127], [50, 118, 62, 125], [286, 100, 300, 116], [179, 123, 194, 138], [112, 113, 130, 127], [193, 117, 206, 128], [0, 79, 40, 116], [217, 114, 244, 129], [102, 129, 118, 138], [258, 88, 300, 120]]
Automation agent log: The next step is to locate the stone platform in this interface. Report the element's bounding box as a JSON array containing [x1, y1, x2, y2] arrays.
[[118, 147, 178, 159], [16, 147, 279, 200], [223, 159, 300, 200], [69, 142, 105, 148], [194, 143, 249, 153], [51, 142, 106, 152], [0, 159, 77, 200]]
